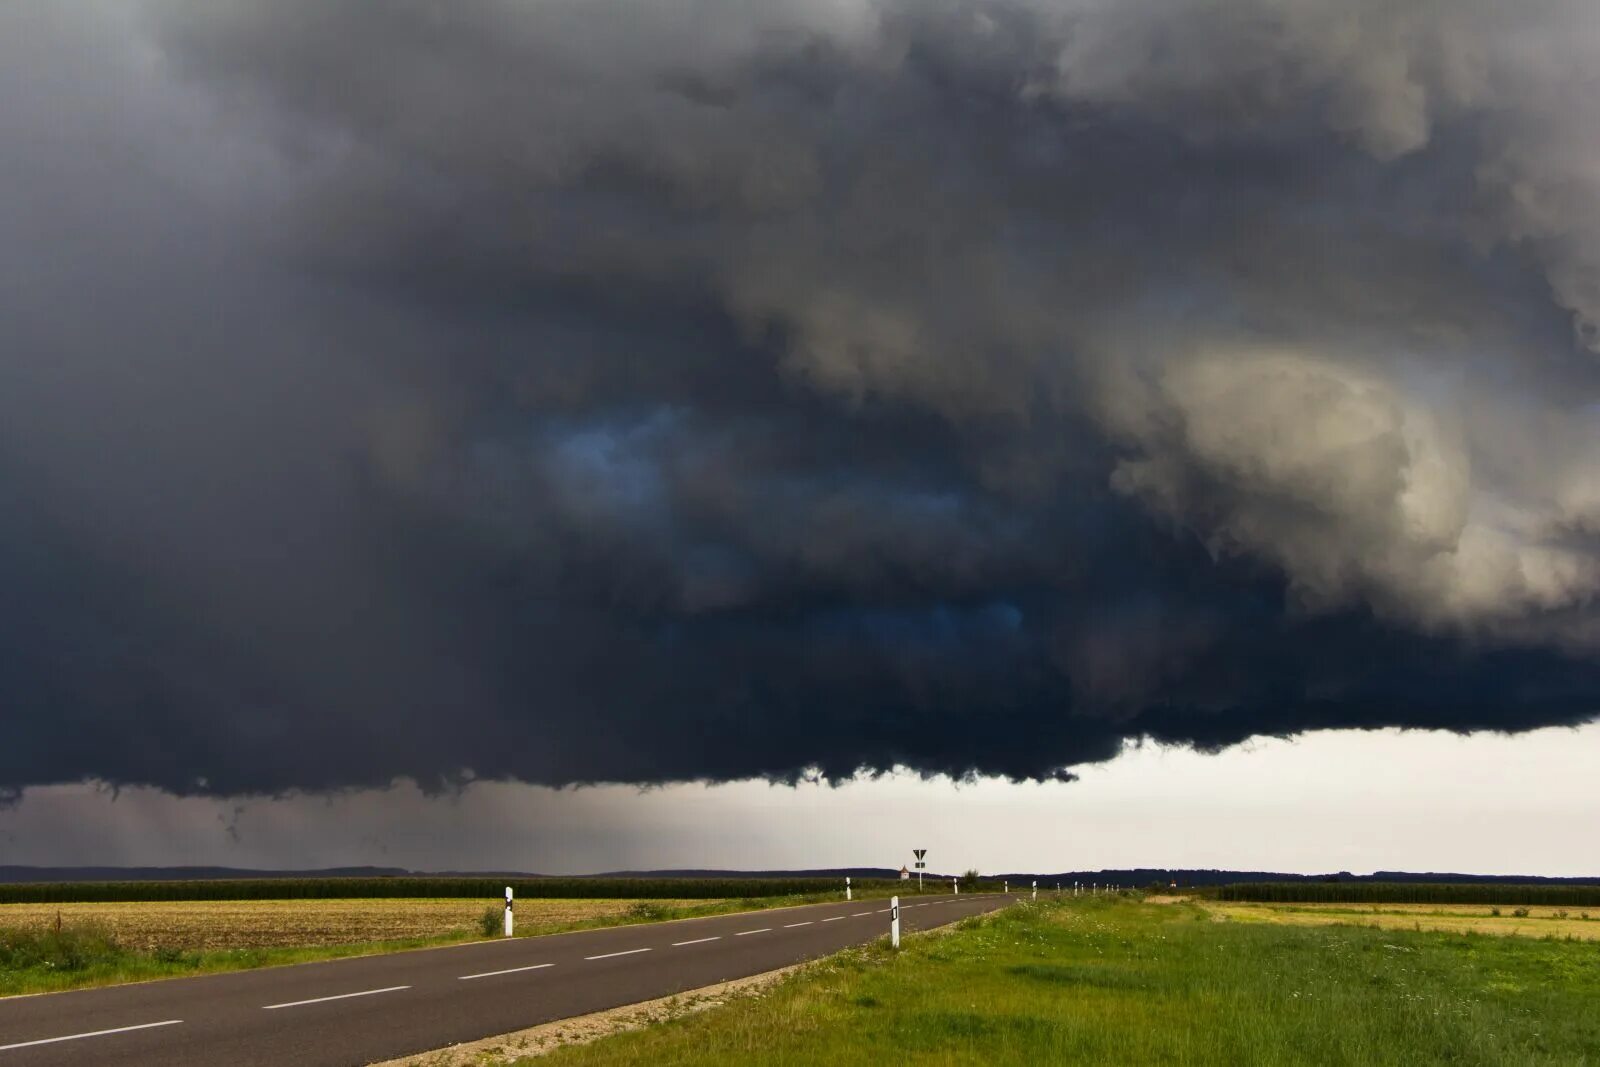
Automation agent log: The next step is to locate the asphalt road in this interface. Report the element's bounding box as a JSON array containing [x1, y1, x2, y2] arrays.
[[0, 891, 1014, 1066]]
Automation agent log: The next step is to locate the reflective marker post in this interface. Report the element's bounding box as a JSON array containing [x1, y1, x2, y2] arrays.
[[1032, 880, 1037, 901], [504, 885, 514, 938], [953, 877, 958, 895], [846, 876, 852, 902], [890, 895, 900, 949]]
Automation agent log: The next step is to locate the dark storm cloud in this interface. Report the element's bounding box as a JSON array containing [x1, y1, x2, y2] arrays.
[[4, 0, 1600, 796]]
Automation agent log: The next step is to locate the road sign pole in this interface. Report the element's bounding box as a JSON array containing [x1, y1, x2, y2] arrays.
[[504, 886, 514, 938], [890, 895, 900, 949]]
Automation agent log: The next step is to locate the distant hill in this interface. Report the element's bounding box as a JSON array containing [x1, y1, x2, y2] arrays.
[[3, 865, 1596, 886], [0, 865, 890, 885], [999, 869, 1600, 887], [591, 868, 903, 880], [0, 866, 417, 883]]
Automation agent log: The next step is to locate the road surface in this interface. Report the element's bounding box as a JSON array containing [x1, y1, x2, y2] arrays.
[[0, 892, 1013, 1066]]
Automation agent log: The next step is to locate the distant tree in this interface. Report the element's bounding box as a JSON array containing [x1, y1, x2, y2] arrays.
[[961, 869, 980, 891]]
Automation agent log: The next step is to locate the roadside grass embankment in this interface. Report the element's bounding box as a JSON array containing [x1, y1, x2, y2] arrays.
[[523, 896, 1600, 1066], [0, 887, 914, 998]]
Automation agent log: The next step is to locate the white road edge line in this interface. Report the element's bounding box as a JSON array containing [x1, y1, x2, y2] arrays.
[[263, 986, 410, 1010], [585, 948, 652, 961], [821, 916, 845, 922], [0, 1020, 183, 1052], [672, 936, 721, 947], [783, 921, 813, 928], [458, 963, 555, 981], [734, 928, 772, 936]]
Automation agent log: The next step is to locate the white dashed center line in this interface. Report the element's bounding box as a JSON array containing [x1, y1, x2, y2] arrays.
[[458, 963, 554, 981], [782, 921, 813, 928], [585, 948, 651, 961], [0, 1021, 183, 1052], [821, 916, 845, 922], [852, 912, 872, 917], [734, 928, 771, 936], [672, 936, 720, 947], [263, 986, 409, 1010]]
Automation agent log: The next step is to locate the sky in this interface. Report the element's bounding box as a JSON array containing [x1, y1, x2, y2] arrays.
[[5, 725, 1600, 876], [3, 1, 1600, 875]]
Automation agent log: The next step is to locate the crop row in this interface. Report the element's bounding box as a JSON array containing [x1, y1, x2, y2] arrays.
[[0, 877, 897, 904], [1215, 882, 1600, 906]]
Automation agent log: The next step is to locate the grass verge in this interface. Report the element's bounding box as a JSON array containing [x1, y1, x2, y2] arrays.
[[524, 896, 1600, 1065]]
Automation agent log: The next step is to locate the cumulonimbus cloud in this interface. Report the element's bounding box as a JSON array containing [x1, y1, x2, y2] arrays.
[[2, 0, 1599, 797]]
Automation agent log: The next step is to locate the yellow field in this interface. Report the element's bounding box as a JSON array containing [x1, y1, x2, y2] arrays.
[[0, 899, 719, 951], [1187, 899, 1600, 941]]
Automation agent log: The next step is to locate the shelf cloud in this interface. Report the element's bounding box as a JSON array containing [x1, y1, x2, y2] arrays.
[[4, 0, 1599, 796]]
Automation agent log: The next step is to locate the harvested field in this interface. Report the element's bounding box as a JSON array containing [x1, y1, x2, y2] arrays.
[[0, 899, 719, 952], [1190, 899, 1600, 941]]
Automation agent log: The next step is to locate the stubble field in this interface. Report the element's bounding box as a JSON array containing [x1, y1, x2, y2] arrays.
[[0, 898, 720, 951], [1185, 900, 1600, 942]]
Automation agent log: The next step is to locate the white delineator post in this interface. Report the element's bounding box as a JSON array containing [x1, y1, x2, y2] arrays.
[[953, 877, 958, 895], [1032, 880, 1037, 901], [846, 876, 852, 902], [1004, 881, 1008, 894], [504, 886, 514, 938], [890, 895, 900, 949]]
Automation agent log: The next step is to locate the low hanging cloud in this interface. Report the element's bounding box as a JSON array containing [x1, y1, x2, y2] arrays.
[[3, 0, 1600, 798]]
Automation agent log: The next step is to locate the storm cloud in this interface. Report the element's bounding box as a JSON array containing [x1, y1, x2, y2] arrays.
[[4, 0, 1600, 797]]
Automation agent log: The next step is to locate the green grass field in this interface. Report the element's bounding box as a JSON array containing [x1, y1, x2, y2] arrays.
[[531, 896, 1600, 1066]]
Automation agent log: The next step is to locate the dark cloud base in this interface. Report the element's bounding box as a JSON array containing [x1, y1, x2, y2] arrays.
[[3, 0, 1599, 797]]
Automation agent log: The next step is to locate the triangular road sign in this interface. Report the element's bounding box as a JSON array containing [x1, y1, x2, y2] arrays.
[[913, 849, 926, 859]]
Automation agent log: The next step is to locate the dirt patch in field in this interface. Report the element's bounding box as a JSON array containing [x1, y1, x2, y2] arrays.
[[0, 900, 722, 952]]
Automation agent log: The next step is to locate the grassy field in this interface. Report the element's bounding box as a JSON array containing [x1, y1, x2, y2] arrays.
[[1191, 899, 1600, 942], [0, 888, 899, 997], [522, 896, 1600, 1065]]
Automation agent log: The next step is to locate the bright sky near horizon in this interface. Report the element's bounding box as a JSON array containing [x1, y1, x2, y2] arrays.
[[6, 723, 1596, 877]]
